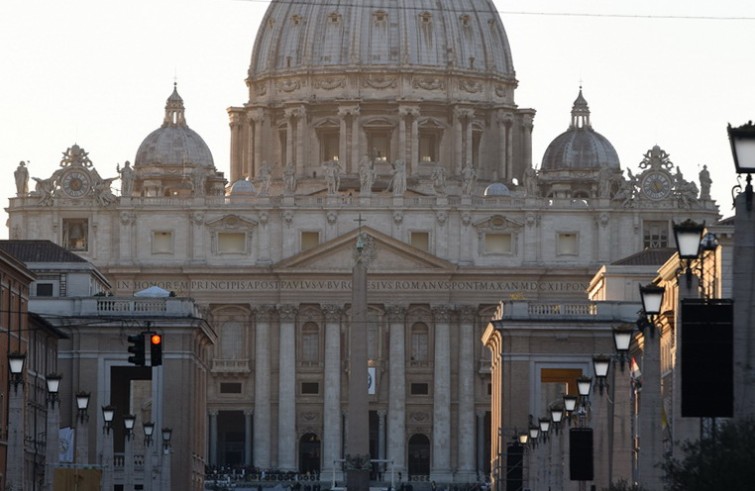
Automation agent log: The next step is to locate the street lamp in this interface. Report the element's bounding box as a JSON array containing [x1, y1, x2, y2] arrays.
[[613, 326, 634, 370], [727, 121, 755, 210], [673, 219, 705, 288], [639, 283, 666, 337], [76, 392, 90, 423], [46, 373, 62, 406], [593, 355, 611, 395], [102, 405, 116, 433], [9, 351, 26, 391], [161, 427, 173, 491], [144, 422, 155, 446], [577, 376, 592, 399], [123, 414, 136, 439], [143, 422, 156, 491], [550, 404, 564, 434]]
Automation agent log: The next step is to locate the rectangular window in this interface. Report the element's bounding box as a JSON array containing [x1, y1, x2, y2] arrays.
[[220, 383, 242, 394], [410, 383, 429, 395], [419, 133, 439, 163], [217, 232, 246, 254], [320, 131, 340, 162], [36, 283, 54, 297], [302, 333, 319, 363], [367, 131, 391, 162], [485, 233, 513, 254], [643, 221, 669, 248], [301, 231, 320, 251], [301, 382, 320, 395], [152, 231, 174, 254], [410, 231, 430, 252], [557, 232, 578, 256]]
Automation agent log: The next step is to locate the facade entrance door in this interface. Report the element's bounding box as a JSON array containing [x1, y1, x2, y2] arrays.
[[407, 434, 430, 478], [299, 433, 321, 475]]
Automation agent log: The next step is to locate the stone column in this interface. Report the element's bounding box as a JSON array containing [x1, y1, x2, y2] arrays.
[[245, 410, 253, 467], [637, 325, 663, 490], [296, 106, 306, 173], [102, 426, 115, 491], [229, 110, 243, 183], [454, 108, 463, 171], [339, 112, 348, 168], [399, 111, 407, 164], [124, 430, 135, 491], [254, 305, 274, 468], [457, 306, 477, 482], [410, 109, 419, 174], [387, 305, 407, 477], [522, 112, 535, 169], [285, 108, 296, 174], [278, 304, 298, 471], [351, 107, 361, 169], [611, 362, 633, 484], [209, 411, 218, 465], [250, 109, 265, 179], [476, 410, 486, 481], [378, 409, 387, 461], [431, 305, 452, 482], [465, 111, 474, 170], [322, 304, 344, 481]]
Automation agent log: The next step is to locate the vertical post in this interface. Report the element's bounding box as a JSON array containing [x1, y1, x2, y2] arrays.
[[44, 383, 61, 491], [346, 231, 370, 491], [637, 325, 663, 490], [7, 380, 26, 490], [102, 430, 114, 491]]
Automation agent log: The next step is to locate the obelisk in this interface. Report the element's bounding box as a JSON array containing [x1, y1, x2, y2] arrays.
[[346, 229, 370, 490]]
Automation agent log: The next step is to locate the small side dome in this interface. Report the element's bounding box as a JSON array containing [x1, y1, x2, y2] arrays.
[[134, 84, 215, 170], [484, 182, 511, 197], [230, 179, 256, 195], [541, 88, 620, 171]]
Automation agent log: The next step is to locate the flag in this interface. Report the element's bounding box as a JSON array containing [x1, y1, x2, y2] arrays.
[[59, 427, 75, 462]]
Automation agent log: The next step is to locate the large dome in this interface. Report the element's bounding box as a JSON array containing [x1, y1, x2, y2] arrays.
[[248, 0, 514, 99], [135, 85, 214, 169], [541, 89, 619, 171]]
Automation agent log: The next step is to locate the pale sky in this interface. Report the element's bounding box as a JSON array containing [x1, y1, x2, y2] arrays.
[[2, 0, 754, 239]]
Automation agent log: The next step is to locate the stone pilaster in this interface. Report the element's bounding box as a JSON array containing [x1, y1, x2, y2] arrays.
[[457, 306, 477, 481], [431, 304, 452, 482], [387, 305, 407, 477], [278, 305, 297, 471], [254, 305, 274, 468], [322, 304, 343, 480]]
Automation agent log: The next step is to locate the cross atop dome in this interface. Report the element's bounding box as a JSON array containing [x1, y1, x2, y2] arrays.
[[163, 82, 187, 128]]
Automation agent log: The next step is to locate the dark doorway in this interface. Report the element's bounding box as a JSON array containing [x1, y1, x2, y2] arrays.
[[217, 410, 245, 465], [299, 433, 321, 475], [408, 434, 430, 478]]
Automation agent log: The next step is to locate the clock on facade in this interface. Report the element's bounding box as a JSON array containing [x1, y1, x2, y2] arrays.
[[61, 170, 92, 198], [640, 171, 672, 200]]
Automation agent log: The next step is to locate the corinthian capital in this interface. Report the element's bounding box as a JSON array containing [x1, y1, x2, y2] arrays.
[[321, 304, 343, 322]]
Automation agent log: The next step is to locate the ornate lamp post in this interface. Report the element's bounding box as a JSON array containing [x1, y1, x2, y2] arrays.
[[101, 405, 116, 491], [75, 391, 91, 466], [123, 414, 136, 491], [7, 352, 27, 490], [161, 428, 173, 491], [727, 121, 755, 210], [637, 284, 665, 490], [44, 373, 62, 491], [143, 422, 155, 491]]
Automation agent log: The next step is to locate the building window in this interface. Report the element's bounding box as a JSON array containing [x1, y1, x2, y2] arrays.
[[366, 131, 391, 163], [152, 231, 173, 254], [301, 231, 320, 252], [410, 323, 429, 365], [217, 232, 247, 254], [557, 232, 578, 256], [220, 383, 242, 394], [63, 218, 88, 251], [36, 283, 54, 297], [484, 233, 513, 254], [643, 221, 669, 248], [220, 321, 244, 360], [411, 383, 429, 395], [410, 231, 430, 252], [319, 130, 340, 162], [418, 131, 440, 163], [301, 382, 320, 395], [301, 322, 320, 364]]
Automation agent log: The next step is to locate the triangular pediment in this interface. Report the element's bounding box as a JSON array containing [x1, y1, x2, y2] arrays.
[[274, 226, 457, 273]]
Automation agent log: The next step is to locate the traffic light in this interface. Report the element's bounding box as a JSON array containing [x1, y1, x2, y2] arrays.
[[127, 333, 145, 366], [150, 333, 163, 367]]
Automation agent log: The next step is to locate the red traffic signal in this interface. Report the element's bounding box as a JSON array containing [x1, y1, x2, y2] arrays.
[[150, 333, 163, 367]]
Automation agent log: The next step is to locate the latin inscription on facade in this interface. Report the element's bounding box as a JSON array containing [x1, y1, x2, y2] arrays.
[[116, 279, 587, 294]]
